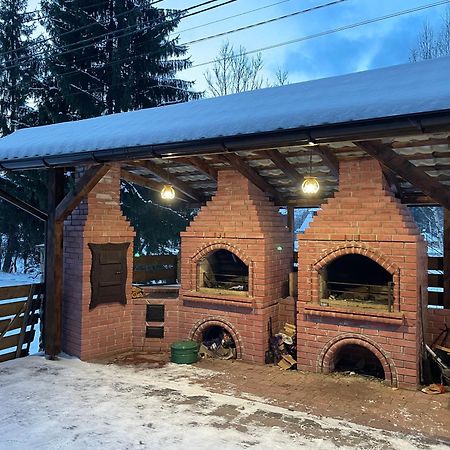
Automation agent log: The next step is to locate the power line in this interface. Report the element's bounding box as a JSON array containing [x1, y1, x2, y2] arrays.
[[0, 0, 168, 58], [186, 0, 348, 46], [187, 0, 450, 69], [0, 0, 235, 67], [55, 0, 450, 102], [177, 0, 297, 35], [53, 0, 351, 78]]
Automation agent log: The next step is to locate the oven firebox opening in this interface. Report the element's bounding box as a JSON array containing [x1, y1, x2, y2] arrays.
[[199, 325, 237, 360], [332, 344, 385, 380], [320, 254, 393, 311], [198, 249, 249, 295]]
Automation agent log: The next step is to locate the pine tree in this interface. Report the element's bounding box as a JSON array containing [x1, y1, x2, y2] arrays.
[[0, 0, 37, 135], [40, 0, 200, 119], [0, 0, 46, 273]]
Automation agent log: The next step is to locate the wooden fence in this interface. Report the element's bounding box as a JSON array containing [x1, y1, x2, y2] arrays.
[[0, 283, 44, 363], [428, 256, 444, 307], [133, 255, 178, 285]]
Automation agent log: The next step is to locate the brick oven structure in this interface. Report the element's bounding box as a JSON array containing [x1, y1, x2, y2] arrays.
[[62, 165, 135, 360], [179, 170, 292, 363], [297, 158, 428, 389]]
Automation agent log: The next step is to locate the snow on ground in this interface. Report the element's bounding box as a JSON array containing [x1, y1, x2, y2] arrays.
[[0, 355, 448, 450], [0, 271, 40, 287]]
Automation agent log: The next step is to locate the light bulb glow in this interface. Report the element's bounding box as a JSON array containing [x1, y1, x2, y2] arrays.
[[301, 176, 320, 195], [161, 184, 175, 200]]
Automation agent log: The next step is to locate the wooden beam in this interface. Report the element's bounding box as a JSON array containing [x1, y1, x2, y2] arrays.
[[382, 168, 402, 197], [55, 164, 110, 222], [120, 169, 191, 203], [355, 141, 450, 210], [0, 187, 47, 222], [264, 149, 303, 184], [177, 157, 218, 181], [221, 153, 283, 202], [444, 209, 450, 309], [315, 145, 339, 178], [130, 160, 202, 202], [44, 168, 65, 359]]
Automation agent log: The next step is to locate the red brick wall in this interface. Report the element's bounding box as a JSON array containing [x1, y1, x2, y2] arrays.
[[297, 158, 428, 389], [179, 170, 292, 363], [62, 165, 135, 360], [133, 296, 181, 353]]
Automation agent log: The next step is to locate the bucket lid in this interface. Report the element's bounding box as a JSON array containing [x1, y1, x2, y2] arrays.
[[171, 340, 198, 351]]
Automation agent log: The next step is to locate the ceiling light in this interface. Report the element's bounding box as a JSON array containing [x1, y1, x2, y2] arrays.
[[161, 184, 175, 200], [301, 148, 320, 195]]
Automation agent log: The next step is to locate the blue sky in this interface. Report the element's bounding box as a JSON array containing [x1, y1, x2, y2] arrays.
[[28, 0, 449, 90]]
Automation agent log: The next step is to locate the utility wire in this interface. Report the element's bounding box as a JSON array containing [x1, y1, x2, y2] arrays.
[[0, 0, 235, 66], [50, 0, 350, 79], [0, 0, 167, 58], [177, 0, 296, 35], [55, 0, 450, 102], [188, 0, 450, 69]]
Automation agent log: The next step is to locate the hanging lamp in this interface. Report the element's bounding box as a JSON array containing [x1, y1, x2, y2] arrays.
[[301, 149, 320, 195], [161, 184, 175, 200]]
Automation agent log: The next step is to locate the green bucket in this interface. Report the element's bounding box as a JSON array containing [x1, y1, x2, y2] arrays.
[[171, 340, 199, 364]]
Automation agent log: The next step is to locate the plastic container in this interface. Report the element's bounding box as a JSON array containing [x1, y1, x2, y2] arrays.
[[171, 340, 199, 364]]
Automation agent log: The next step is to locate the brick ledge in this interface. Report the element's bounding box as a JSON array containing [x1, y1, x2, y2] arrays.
[[181, 290, 255, 307], [303, 305, 404, 325]]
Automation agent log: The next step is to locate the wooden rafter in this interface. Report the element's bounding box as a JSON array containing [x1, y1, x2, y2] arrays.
[[382, 168, 402, 197], [314, 145, 339, 178], [177, 157, 218, 181], [0, 187, 47, 222], [130, 160, 202, 202], [120, 169, 191, 203], [221, 153, 282, 202], [355, 140, 450, 210], [55, 164, 111, 223], [264, 149, 303, 184]]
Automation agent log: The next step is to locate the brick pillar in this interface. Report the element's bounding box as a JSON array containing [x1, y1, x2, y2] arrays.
[[62, 165, 135, 360]]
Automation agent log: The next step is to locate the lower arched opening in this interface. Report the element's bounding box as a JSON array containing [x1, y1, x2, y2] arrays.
[[198, 325, 237, 360], [332, 344, 385, 379]]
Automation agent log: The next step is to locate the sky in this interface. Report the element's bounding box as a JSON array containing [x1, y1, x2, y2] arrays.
[[27, 0, 450, 92]]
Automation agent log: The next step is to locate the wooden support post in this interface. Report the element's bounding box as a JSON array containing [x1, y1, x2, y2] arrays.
[[44, 168, 65, 359], [444, 209, 450, 309], [287, 206, 295, 233]]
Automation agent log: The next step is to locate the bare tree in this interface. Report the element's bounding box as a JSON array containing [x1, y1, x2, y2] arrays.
[[204, 41, 288, 96], [410, 9, 450, 61]]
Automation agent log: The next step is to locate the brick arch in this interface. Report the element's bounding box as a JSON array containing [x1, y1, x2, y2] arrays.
[[317, 334, 398, 387], [312, 242, 399, 276], [189, 316, 243, 359], [191, 241, 252, 266]]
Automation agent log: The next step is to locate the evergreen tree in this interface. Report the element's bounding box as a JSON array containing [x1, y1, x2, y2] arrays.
[[0, 0, 37, 135], [0, 0, 46, 273], [40, 0, 200, 119]]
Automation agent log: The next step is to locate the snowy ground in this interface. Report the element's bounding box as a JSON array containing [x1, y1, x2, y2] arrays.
[[0, 355, 448, 450]]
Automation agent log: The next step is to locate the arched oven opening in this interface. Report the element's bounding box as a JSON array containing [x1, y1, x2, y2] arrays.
[[332, 344, 385, 380], [320, 254, 394, 311], [198, 249, 248, 295], [199, 325, 237, 360]]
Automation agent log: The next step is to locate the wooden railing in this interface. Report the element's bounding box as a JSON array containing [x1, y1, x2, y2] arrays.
[[0, 283, 44, 363], [133, 255, 178, 285], [428, 256, 444, 307]]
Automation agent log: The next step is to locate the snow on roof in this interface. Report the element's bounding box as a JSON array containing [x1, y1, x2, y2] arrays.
[[0, 56, 450, 165]]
